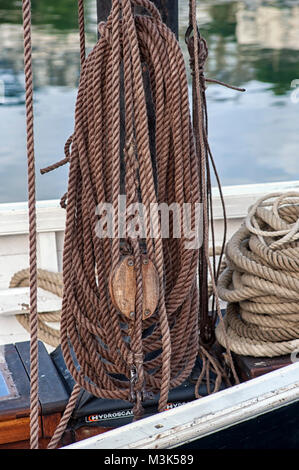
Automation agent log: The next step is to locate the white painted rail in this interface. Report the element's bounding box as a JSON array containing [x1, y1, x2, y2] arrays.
[[0, 287, 61, 316], [63, 361, 299, 449]]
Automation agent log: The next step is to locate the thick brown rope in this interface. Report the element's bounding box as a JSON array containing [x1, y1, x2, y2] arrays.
[[59, 0, 199, 406], [36, 0, 238, 447], [21, 0, 84, 449], [22, 0, 39, 450], [40, 1, 201, 447], [47, 383, 81, 449], [78, 0, 86, 67]]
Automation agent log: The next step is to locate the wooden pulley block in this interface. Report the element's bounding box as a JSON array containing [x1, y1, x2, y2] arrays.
[[109, 255, 159, 321]]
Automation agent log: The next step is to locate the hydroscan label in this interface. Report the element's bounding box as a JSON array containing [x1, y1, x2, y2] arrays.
[[85, 402, 187, 423]]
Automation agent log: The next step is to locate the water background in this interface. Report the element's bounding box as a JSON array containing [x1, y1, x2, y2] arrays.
[[0, 0, 298, 203]]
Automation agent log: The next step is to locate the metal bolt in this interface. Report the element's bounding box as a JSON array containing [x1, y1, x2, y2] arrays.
[[130, 311, 135, 319], [143, 258, 149, 265], [144, 309, 151, 317], [127, 259, 134, 267]]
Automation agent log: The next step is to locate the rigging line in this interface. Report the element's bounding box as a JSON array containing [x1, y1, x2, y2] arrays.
[[78, 0, 86, 67], [22, 0, 39, 449], [188, 0, 239, 383]]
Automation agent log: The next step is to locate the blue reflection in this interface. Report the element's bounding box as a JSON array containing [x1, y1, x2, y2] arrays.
[[0, 66, 24, 106], [0, 370, 9, 398]]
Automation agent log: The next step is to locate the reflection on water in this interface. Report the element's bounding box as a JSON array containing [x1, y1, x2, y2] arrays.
[[0, 0, 298, 203]]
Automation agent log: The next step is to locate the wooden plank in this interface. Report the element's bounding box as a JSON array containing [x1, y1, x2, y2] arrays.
[[0, 201, 65, 236], [0, 416, 44, 448], [0, 416, 30, 445], [41, 412, 62, 438], [0, 287, 61, 316], [233, 353, 293, 382], [38, 232, 58, 272], [0, 316, 31, 347], [74, 426, 113, 444], [15, 341, 69, 416], [0, 341, 68, 448], [0, 344, 31, 421]]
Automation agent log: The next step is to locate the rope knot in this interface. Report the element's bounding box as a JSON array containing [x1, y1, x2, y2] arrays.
[[185, 26, 208, 88], [97, 21, 117, 46], [98, 21, 107, 37]]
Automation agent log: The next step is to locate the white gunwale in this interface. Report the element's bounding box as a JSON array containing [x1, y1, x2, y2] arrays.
[[62, 361, 299, 449], [1, 179, 299, 236]]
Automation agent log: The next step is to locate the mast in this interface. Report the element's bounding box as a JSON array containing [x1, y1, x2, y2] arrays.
[[96, 0, 178, 38]]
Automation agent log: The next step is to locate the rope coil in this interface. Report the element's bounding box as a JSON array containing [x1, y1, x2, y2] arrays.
[[21, 0, 239, 448], [216, 192, 299, 357], [59, 0, 201, 415], [10, 268, 62, 348]]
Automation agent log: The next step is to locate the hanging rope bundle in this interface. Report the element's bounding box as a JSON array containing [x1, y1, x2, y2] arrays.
[[216, 192, 299, 357], [21, 0, 242, 449], [56, 0, 204, 422]]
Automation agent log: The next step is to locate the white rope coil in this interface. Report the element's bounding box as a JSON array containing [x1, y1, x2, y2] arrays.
[[216, 192, 299, 357]]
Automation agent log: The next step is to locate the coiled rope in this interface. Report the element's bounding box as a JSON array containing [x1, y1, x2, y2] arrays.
[[216, 192, 299, 357], [10, 268, 62, 348], [56, 0, 201, 418], [22, 0, 240, 449]]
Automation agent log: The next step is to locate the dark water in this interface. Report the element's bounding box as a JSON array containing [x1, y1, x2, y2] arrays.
[[0, 0, 298, 203]]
